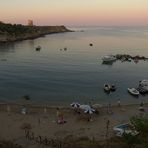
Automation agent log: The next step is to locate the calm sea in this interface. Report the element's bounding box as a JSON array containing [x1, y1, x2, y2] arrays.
[[0, 26, 148, 105]]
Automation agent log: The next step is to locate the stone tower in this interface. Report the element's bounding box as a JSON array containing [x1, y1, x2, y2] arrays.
[[28, 19, 33, 26]]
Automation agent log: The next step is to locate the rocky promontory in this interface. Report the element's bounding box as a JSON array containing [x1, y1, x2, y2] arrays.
[[0, 22, 71, 42]]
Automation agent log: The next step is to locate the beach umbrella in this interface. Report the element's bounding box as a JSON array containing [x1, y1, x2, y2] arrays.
[[79, 105, 95, 114], [79, 104, 91, 110], [84, 108, 95, 114], [70, 102, 81, 108]]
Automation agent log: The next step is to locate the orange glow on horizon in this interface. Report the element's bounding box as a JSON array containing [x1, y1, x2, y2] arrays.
[[0, 0, 148, 26]]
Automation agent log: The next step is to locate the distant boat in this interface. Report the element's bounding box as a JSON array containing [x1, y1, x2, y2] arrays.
[[89, 43, 93, 46], [35, 46, 41, 51], [64, 47, 67, 51], [102, 55, 116, 63], [110, 84, 116, 91], [128, 88, 139, 96], [104, 84, 111, 92]]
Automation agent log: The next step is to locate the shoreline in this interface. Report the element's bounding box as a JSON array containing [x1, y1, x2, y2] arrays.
[[0, 98, 147, 106], [0, 102, 148, 112]]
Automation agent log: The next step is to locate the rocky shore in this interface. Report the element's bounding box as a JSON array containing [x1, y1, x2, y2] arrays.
[[0, 24, 71, 43]]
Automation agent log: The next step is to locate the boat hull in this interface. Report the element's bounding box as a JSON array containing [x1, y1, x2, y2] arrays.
[[127, 88, 139, 96]]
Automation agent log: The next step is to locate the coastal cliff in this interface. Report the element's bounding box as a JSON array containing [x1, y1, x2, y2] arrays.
[[0, 22, 71, 42]]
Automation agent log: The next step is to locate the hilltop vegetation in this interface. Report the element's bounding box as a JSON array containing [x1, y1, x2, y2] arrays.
[[0, 22, 35, 35], [0, 22, 70, 42]]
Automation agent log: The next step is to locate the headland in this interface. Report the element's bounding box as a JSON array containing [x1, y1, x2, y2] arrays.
[[0, 22, 71, 43]]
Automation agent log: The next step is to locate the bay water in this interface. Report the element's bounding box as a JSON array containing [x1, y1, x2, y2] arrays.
[[0, 26, 148, 105]]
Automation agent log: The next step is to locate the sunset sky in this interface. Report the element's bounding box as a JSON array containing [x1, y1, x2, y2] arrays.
[[0, 0, 148, 26]]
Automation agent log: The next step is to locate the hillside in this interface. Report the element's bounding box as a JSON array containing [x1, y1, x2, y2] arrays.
[[0, 22, 71, 42]]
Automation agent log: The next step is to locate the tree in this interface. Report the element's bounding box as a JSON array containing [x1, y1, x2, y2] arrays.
[[130, 117, 148, 135]]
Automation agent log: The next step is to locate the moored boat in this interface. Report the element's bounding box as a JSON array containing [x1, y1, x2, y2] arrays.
[[89, 43, 93, 46], [104, 84, 111, 92], [110, 84, 116, 91], [127, 88, 139, 96], [102, 55, 116, 63], [35, 45, 41, 51]]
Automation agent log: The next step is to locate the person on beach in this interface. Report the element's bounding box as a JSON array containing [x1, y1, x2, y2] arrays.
[[107, 103, 113, 114], [88, 101, 92, 108], [117, 99, 121, 108], [56, 108, 65, 124], [44, 107, 47, 114], [106, 119, 110, 137], [140, 101, 144, 107], [56, 107, 60, 119], [139, 101, 145, 116], [117, 99, 124, 111], [6, 105, 10, 114]]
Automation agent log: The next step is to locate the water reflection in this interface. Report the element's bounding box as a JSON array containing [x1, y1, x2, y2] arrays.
[[0, 42, 15, 53], [102, 61, 116, 65], [28, 40, 35, 48]]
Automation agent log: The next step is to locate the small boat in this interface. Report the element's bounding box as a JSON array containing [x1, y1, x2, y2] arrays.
[[89, 43, 93, 46], [128, 88, 139, 96], [102, 55, 116, 63], [104, 84, 111, 92], [64, 47, 67, 51], [35, 46, 41, 51], [110, 84, 116, 91]]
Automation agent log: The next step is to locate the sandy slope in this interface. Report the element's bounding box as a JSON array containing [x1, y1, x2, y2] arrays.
[[0, 103, 147, 148]]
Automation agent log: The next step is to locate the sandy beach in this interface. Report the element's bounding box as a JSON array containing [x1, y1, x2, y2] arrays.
[[0, 102, 147, 148]]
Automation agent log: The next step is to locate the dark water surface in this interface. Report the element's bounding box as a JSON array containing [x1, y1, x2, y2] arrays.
[[0, 26, 148, 105]]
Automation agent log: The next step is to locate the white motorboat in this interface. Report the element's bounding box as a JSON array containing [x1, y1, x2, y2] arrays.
[[70, 102, 80, 108], [104, 84, 111, 92], [102, 55, 116, 62], [128, 88, 139, 96], [35, 45, 41, 51]]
